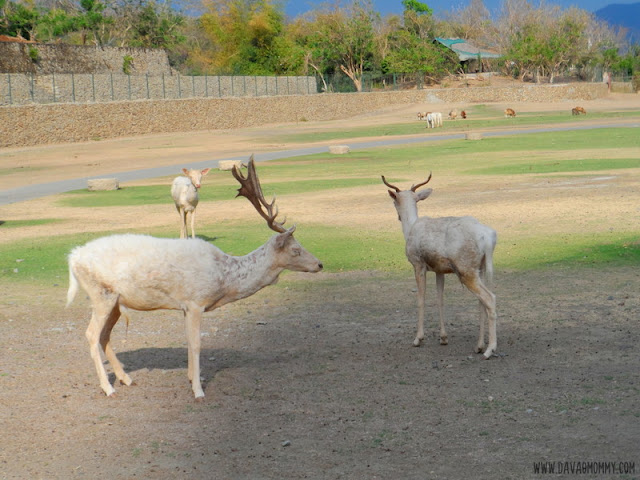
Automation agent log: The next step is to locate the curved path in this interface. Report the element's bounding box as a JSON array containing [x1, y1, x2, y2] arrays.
[[1, 121, 638, 205]]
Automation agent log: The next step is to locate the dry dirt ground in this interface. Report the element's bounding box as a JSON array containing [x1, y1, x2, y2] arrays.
[[1, 88, 639, 479]]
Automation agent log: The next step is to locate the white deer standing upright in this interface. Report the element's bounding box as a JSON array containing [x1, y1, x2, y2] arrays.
[[171, 168, 211, 239], [67, 156, 323, 399], [381, 173, 498, 358]]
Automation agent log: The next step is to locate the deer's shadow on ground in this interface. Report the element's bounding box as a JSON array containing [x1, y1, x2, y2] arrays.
[[114, 347, 271, 388]]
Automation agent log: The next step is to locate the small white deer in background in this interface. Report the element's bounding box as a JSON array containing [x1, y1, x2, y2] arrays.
[[67, 156, 323, 399], [381, 173, 498, 358], [426, 112, 443, 128], [171, 168, 211, 239]]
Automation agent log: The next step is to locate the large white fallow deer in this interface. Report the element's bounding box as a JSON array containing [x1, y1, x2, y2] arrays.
[[67, 156, 323, 399], [381, 173, 498, 358]]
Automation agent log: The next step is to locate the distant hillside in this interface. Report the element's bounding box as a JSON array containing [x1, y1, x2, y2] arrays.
[[595, 2, 640, 44]]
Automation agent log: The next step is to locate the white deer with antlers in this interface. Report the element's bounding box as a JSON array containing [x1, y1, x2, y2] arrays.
[[67, 155, 323, 399], [381, 173, 498, 358]]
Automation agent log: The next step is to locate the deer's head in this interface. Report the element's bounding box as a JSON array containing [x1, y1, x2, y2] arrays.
[[233, 155, 323, 273], [381, 173, 433, 223]]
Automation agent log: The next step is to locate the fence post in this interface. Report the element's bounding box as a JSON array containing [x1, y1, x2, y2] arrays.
[[178, 74, 181, 98], [275, 76, 278, 95], [30, 72, 34, 102], [217, 75, 221, 97], [7, 73, 12, 105], [52, 73, 57, 103]]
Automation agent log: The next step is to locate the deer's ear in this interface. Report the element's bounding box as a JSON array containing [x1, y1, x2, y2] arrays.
[[416, 188, 433, 202], [275, 226, 296, 249], [388, 190, 397, 200], [182, 168, 189, 175], [201, 168, 211, 176]]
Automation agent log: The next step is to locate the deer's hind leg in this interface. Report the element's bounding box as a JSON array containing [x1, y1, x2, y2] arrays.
[[460, 273, 497, 358], [435, 273, 448, 345], [85, 293, 128, 396], [102, 305, 133, 387], [413, 264, 427, 347]]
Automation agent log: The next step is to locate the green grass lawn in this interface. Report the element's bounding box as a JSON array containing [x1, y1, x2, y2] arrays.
[[1, 116, 639, 286], [269, 108, 640, 144]]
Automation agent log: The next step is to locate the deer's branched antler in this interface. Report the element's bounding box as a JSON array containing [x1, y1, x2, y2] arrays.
[[232, 155, 287, 233]]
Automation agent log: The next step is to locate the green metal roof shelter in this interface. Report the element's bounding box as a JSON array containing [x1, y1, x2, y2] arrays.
[[435, 37, 502, 61]]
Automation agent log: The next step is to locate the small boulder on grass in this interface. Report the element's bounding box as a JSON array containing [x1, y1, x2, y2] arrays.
[[329, 145, 350, 154], [87, 178, 119, 191]]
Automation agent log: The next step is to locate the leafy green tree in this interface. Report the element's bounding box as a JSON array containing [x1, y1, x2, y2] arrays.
[[300, 0, 378, 92], [76, 0, 110, 45], [381, 26, 457, 80], [128, 1, 185, 49], [199, 0, 289, 75], [0, 0, 40, 40], [36, 8, 77, 42], [401, 0, 432, 15]]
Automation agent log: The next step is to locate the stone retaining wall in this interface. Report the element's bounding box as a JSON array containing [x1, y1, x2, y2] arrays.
[[0, 43, 173, 75], [0, 82, 608, 148]]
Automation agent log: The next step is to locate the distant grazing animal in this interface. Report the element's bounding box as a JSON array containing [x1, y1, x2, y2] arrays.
[[67, 156, 323, 399], [426, 112, 443, 128], [426, 113, 434, 128], [171, 168, 211, 239], [572, 106, 587, 115], [461, 110, 467, 119], [449, 109, 458, 120], [504, 108, 516, 118], [381, 173, 498, 358]]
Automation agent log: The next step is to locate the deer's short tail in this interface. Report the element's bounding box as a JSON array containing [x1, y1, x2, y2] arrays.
[[66, 263, 79, 308]]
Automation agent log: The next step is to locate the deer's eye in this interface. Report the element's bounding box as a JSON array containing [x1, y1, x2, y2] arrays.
[[291, 247, 301, 256]]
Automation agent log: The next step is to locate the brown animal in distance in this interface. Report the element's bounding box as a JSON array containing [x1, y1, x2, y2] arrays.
[[572, 106, 587, 115], [504, 108, 516, 117]]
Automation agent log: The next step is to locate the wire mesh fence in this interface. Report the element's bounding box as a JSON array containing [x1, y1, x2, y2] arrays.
[[1, 68, 634, 105], [0, 73, 318, 105]]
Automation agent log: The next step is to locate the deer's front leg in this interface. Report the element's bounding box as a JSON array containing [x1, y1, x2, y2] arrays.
[[190, 209, 197, 239], [413, 265, 427, 347], [184, 308, 205, 399]]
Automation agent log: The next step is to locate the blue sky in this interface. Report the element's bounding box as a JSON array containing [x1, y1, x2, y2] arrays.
[[285, 0, 639, 18]]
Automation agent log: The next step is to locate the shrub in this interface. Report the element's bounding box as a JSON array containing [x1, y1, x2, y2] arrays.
[[28, 46, 39, 63], [122, 55, 134, 74]]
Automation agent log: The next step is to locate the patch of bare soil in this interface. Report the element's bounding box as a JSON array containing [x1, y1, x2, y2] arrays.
[[1, 89, 639, 479], [1, 266, 638, 479]]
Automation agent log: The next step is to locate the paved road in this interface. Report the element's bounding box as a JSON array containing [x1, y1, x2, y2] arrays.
[[1, 122, 638, 205]]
